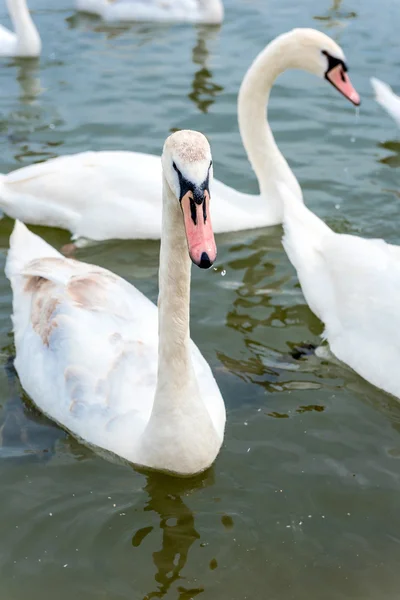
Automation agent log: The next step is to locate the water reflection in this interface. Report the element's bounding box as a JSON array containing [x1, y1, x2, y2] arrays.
[[67, 11, 165, 42], [133, 471, 213, 600], [188, 26, 223, 113], [314, 0, 357, 27], [216, 232, 329, 396], [14, 60, 43, 105], [0, 60, 63, 167], [378, 141, 400, 168]]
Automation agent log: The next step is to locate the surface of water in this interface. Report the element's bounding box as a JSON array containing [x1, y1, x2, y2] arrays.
[[0, 0, 400, 598]]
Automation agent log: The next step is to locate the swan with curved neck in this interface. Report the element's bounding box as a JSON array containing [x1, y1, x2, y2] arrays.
[[75, 0, 224, 24], [6, 130, 226, 476], [0, 0, 41, 57], [0, 28, 358, 242]]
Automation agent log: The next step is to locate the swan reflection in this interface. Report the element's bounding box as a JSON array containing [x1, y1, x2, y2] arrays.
[[188, 25, 223, 113], [313, 0, 357, 27], [133, 470, 214, 600]]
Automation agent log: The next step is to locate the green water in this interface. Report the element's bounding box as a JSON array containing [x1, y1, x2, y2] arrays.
[[0, 0, 399, 598]]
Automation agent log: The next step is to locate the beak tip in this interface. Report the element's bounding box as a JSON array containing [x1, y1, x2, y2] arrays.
[[198, 251, 213, 269]]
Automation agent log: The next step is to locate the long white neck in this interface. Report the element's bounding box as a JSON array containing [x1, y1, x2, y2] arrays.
[[7, 0, 41, 57], [155, 180, 195, 402], [238, 31, 305, 224], [140, 176, 218, 475]]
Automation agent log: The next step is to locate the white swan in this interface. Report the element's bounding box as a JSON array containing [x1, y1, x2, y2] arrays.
[[75, 0, 223, 24], [0, 0, 41, 57], [280, 181, 400, 401], [6, 130, 226, 476], [0, 29, 359, 243], [371, 77, 400, 128]]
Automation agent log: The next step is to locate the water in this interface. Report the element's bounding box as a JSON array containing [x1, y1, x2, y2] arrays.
[[0, 0, 399, 598]]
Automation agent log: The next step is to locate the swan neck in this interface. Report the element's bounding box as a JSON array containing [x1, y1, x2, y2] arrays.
[[238, 33, 303, 221], [7, 0, 41, 56], [138, 174, 220, 474], [154, 177, 196, 407]]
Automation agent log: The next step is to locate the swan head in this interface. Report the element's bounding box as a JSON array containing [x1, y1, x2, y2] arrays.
[[287, 28, 360, 106], [162, 130, 216, 269]]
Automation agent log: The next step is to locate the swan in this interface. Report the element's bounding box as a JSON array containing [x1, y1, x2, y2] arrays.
[[371, 77, 400, 128], [0, 0, 41, 57], [5, 130, 226, 476], [0, 29, 359, 243], [280, 180, 400, 401], [75, 0, 224, 24]]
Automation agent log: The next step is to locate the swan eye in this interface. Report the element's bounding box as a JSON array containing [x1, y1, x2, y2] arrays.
[[321, 50, 348, 74], [173, 161, 179, 173]]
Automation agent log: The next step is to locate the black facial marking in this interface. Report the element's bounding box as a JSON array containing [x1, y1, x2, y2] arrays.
[[321, 50, 348, 78], [173, 161, 212, 226], [190, 197, 197, 225]]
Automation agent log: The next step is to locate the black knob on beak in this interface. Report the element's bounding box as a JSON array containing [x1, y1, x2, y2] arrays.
[[199, 252, 212, 269]]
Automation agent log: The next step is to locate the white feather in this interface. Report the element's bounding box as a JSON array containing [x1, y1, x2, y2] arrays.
[[371, 77, 400, 128], [280, 181, 400, 400]]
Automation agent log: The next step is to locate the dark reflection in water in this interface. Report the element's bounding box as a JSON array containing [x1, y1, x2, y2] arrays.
[[0, 60, 63, 167], [67, 10, 169, 42], [217, 232, 323, 394], [313, 0, 357, 26], [188, 26, 223, 113], [14, 60, 42, 105], [132, 471, 213, 600], [378, 140, 400, 168]]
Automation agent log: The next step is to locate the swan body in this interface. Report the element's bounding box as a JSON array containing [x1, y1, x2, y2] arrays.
[[0, 150, 272, 240], [6, 131, 226, 476], [0, 0, 41, 57], [75, 0, 224, 24], [0, 29, 358, 241], [371, 77, 400, 128], [281, 182, 400, 401]]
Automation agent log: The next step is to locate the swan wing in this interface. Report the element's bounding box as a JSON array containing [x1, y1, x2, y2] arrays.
[[0, 151, 162, 240], [7, 222, 224, 458], [6, 222, 160, 457], [77, 0, 199, 21], [371, 77, 400, 128], [285, 210, 400, 398]]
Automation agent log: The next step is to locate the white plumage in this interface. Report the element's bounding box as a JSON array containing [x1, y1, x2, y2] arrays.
[[75, 0, 224, 24], [281, 182, 400, 400], [6, 131, 226, 476], [371, 77, 400, 128], [0, 0, 41, 58]]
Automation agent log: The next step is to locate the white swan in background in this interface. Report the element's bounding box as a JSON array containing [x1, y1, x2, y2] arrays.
[[6, 130, 226, 476], [280, 181, 400, 401], [75, 0, 224, 24], [0, 0, 41, 57], [371, 77, 400, 128], [0, 29, 359, 243]]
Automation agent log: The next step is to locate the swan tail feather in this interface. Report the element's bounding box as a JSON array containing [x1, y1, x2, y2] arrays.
[[6, 221, 61, 281], [370, 77, 400, 126]]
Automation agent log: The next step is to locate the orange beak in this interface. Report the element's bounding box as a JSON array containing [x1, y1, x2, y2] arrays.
[[326, 64, 360, 106], [181, 189, 216, 269]]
